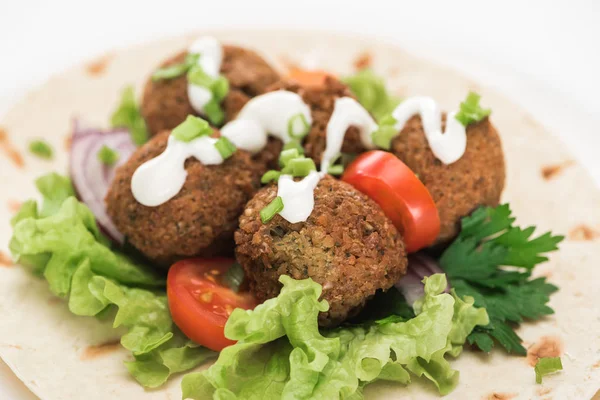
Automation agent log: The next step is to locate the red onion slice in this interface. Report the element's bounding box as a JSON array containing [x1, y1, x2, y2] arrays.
[[395, 253, 450, 305], [69, 119, 136, 244]]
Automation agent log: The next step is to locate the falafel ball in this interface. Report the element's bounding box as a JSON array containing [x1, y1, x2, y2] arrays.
[[235, 176, 407, 327], [141, 45, 280, 136], [390, 116, 505, 243], [106, 130, 262, 267], [266, 76, 371, 165]]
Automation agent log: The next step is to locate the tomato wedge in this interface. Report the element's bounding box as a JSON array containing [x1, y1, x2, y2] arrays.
[[286, 67, 333, 88], [167, 258, 257, 351], [342, 150, 440, 253]]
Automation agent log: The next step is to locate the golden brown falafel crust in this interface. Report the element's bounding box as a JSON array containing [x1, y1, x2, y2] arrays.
[[235, 176, 407, 327], [105, 130, 261, 267], [266, 77, 370, 165], [390, 116, 505, 243], [141, 45, 280, 136]]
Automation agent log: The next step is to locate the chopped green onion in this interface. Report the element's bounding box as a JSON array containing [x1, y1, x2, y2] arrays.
[[97, 145, 120, 166], [29, 140, 53, 160], [261, 170, 281, 184], [287, 113, 310, 139], [203, 100, 225, 126], [327, 165, 344, 176], [454, 91, 491, 127], [211, 76, 229, 101], [282, 140, 304, 154], [187, 65, 213, 87], [151, 53, 199, 81], [535, 357, 563, 384], [371, 114, 398, 150], [285, 157, 316, 177], [187, 65, 229, 125], [223, 262, 245, 293], [110, 86, 149, 146], [278, 148, 301, 168], [214, 136, 237, 159], [171, 115, 212, 142], [260, 196, 284, 223]]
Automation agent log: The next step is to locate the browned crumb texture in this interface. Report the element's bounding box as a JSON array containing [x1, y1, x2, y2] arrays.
[[390, 117, 505, 243], [526, 336, 564, 367], [266, 77, 369, 164], [235, 176, 407, 327], [141, 45, 280, 136], [484, 393, 516, 400], [0, 127, 24, 168], [105, 130, 262, 266]]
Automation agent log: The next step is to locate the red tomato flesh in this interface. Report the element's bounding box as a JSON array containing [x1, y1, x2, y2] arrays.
[[167, 258, 257, 351], [342, 150, 440, 253]]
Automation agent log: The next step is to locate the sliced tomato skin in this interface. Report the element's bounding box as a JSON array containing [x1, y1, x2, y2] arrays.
[[342, 150, 440, 253], [167, 258, 257, 352]]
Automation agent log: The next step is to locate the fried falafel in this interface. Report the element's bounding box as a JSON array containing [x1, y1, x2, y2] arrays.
[[265, 76, 371, 165], [235, 176, 407, 327], [141, 45, 280, 136], [106, 130, 261, 266], [390, 116, 505, 243]]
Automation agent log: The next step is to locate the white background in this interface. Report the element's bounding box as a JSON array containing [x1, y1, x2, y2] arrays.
[[0, 0, 598, 398]]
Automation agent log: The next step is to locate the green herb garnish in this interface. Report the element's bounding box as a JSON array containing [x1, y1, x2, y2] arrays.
[[535, 357, 563, 383], [187, 66, 229, 126], [282, 140, 304, 154], [278, 148, 302, 168], [152, 53, 200, 81], [371, 114, 398, 150], [441, 204, 564, 355], [287, 113, 310, 140], [261, 170, 281, 184], [97, 145, 119, 166], [260, 196, 284, 223], [29, 139, 53, 160], [171, 116, 212, 142], [454, 92, 491, 127], [343, 69, 402, 121], [214, 136, 237, 159], [111, 86, 149, 146], [327, 164, 344, 176], [285, 157, 316, 177]]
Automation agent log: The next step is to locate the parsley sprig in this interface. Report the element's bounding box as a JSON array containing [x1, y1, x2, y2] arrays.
[[440, 204, 564, 355]]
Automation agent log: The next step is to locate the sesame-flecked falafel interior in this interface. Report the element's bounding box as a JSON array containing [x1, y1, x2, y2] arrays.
[[234, 176, 407, 327]]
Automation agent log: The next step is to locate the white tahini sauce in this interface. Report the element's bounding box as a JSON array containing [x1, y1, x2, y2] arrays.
[[276, 171, 322, 223], [131, 135, 224, 207], [187, 36, 223, 115], [390, 97, 466, 164], [220, 90, 313, 153], [320, 97, 377, 173]]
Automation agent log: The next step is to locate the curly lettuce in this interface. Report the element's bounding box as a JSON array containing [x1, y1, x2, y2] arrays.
[[182, 274, 488, 399], [9, 173, 215, 387]]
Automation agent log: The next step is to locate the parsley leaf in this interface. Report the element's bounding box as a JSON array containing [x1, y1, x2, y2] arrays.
[[440, 204, 563, 355]]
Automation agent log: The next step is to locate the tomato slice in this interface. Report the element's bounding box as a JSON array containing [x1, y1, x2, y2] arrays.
[[167, 258, 257, 351], [342, 150, 440, 253]]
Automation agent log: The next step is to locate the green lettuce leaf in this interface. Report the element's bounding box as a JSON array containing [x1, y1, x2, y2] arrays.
[[9, 173, 214, 387], [182, 274, 488, 399]]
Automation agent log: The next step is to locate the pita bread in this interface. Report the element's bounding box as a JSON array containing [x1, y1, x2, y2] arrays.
[[0, 30, 598, 400]]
